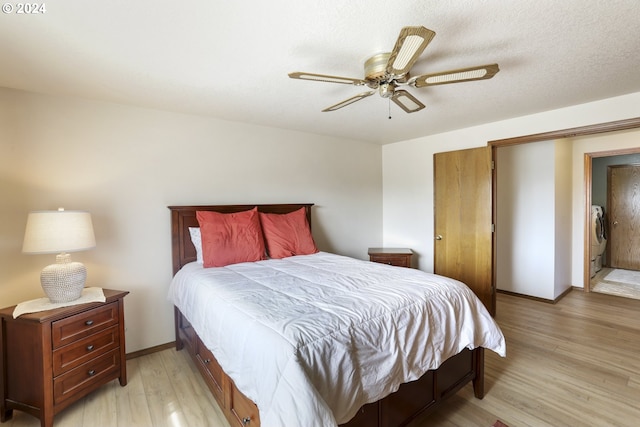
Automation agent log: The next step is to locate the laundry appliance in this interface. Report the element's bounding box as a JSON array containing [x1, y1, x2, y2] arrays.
[[591, 205, 607, 278]]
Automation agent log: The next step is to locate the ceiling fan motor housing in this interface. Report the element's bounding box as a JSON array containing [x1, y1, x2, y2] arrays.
[[364, 53, 391, 85], [365, 52, 407, 97]]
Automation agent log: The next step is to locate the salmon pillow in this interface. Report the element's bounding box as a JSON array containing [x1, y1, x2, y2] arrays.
[[196, 208, 266, 267], [259, 207, 318, 259]]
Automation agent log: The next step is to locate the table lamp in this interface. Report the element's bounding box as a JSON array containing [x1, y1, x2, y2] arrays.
[[22, 208, 96, 303]]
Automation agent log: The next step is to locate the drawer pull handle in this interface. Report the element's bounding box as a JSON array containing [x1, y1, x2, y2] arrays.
[[86, 345, 94, 351], [204, 358, 211, 364], [85, 320, 94, 326], [88, 369, 96, 376], [242, 417, 251, 426]]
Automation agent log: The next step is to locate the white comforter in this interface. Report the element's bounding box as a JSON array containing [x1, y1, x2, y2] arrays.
[[168, 252, 505, 427]]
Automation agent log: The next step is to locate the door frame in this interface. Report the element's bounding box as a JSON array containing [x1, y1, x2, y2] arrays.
[[588, 152, 640, 278], [488, 117, 640, 293]]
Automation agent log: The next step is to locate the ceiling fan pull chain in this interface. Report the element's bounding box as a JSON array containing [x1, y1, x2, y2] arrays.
[[388, 98, 392, 119]]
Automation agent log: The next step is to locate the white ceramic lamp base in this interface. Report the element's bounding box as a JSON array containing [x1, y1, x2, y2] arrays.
[[40, 253, 87, 303]]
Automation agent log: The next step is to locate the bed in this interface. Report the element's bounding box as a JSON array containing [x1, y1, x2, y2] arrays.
[[168, 204, 505, 427]]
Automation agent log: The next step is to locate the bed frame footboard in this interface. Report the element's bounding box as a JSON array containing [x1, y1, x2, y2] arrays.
[[342, 346, 484, 427], [175, 307, 485, 427]]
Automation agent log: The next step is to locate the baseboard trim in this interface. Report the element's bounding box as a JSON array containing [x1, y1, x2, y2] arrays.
[[555, 286, 575, 301], [126, 341, 176, 360], [497, 286, 574, 304]]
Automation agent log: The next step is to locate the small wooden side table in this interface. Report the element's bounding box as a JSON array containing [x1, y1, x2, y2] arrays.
[[0, 289, 128, 427], [368, 248, 413, 268]]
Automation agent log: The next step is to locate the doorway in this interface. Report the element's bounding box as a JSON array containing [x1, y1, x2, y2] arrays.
[[489, 117, 640, 299], [588, 151, 640, 300]]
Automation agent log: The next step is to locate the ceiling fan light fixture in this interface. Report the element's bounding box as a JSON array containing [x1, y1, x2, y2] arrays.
[[379, 82, 395, 98]]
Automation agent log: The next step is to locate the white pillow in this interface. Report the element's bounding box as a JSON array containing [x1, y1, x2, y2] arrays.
[[188, 227, 203, 264]]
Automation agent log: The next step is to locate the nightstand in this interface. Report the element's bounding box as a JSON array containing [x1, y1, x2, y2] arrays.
[[368, 248, 413, 268], [0, 289, 128, 427]]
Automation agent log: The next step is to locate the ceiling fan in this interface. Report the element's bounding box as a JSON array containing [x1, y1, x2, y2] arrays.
[[288, 26, 499, 114]]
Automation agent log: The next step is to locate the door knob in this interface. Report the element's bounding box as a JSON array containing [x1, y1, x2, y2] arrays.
[[435, 235, 443, 240], [613, 221, 618, 225]]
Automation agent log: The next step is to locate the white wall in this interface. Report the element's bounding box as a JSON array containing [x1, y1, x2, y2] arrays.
[[383, 91, 640, 286], [554, 139, 573, 298], [0, 88, 383, 353], [496, 141, 556, 298], [495, 139, 572, 300]]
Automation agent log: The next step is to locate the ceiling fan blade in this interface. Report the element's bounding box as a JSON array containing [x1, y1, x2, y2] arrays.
[[289, 72, 367, 86], [391, 90, 425, 113], [411, 64, 500, 88], [322, 91, 375, 112], [386, 26, 436, 78]]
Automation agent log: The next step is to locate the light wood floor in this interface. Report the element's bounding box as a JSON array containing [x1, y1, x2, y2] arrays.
[[5, 290, 640, 427]]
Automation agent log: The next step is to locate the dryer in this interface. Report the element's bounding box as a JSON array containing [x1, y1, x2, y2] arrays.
[[591, 205, 607, 277]]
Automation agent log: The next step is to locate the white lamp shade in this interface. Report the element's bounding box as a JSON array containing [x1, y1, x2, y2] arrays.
[[22, 210, 96, 254]]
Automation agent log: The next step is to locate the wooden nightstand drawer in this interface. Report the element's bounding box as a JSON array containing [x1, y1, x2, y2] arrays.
[[368, 248, 413, 268], [370, 254, 411, 267], [52, 302, 119, 349], [53, 348, 121, 405], [53, 325, 120, 376]]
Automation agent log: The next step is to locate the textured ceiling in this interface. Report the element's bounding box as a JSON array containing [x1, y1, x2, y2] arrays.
[[1, 0, 639, 144]]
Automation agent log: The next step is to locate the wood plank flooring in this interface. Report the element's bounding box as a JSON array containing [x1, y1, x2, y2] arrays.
[[417, 290, 640, 427], [4, 290, 640, 427]]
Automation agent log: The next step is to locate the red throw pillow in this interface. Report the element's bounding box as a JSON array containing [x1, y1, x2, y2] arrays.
[[259, 207, 319, 259], [196, 208, 266, 267]]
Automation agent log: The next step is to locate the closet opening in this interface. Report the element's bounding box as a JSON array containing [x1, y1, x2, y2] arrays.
[[488, 117, 640, 300]]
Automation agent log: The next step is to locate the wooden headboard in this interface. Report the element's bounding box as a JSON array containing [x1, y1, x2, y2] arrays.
[[168, 204, 314, 275]]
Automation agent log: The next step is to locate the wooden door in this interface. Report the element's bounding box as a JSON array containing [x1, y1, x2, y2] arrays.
[[434, 146, 494, 315], [607, 164, 640, 270]]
